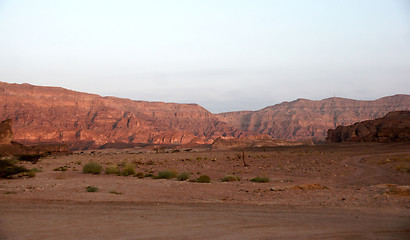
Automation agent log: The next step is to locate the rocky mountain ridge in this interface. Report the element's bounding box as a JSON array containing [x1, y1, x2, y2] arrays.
[[217, 95, 410, 140], [1, 81, 409, 149], [0, 81, 239, 149]]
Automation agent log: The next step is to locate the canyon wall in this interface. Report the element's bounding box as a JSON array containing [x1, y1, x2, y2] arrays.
[[1, 81, 409, 149], [217, 95, 410, 141], [0, 82, 239, 149]]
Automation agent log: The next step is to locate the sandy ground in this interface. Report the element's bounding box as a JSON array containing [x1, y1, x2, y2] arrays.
[[1, 142, 409, 239]]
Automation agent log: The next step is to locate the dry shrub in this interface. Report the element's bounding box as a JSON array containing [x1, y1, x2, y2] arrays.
[[250, 176, 270, 183], [221, 175, 240, 182], [176, 172, 190, 181], [156, 169, 178, 179], [197, 175, 211, 183], [83, 162, 102, 174], [105, 165, 120, 175]]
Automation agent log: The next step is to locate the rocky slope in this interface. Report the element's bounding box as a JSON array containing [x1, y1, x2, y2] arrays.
[[217, 95, 410, 141], [327, 111, 410, 142], [0, 82, 239, 149]]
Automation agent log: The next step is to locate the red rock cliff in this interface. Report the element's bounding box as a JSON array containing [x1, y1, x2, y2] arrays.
[[217, 95, 410, 141], [0, 82, 239, 149]]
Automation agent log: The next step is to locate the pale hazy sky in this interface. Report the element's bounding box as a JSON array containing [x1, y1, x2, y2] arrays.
[[0, 0, 409, 113]]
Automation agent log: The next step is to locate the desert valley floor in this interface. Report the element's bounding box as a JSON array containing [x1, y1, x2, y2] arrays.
[[1, 142, 409, 239]]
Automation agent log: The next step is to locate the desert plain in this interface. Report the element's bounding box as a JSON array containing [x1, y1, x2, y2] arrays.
[[1, 142, 409, 239]]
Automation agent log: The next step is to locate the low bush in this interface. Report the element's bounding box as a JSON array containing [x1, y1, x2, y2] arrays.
[[86, 186, 99, 192], [155, 169, 178, 179], [23, 169, 37, 178], [122, 164, 136, 176], [53, 166, 68, 172], [105, 165, 120, 175], [176, 172, 190, 181], [221, 175, 240, 182], [135, 172, 144, 178], [0, 159, 28, 178], [197, 175, 211, 183], [83, 162, 102, 174], [250, 176, 270, 183], [144, 173, 154, 178]]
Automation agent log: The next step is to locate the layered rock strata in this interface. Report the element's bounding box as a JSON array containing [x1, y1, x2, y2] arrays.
[[217, 95, 410, 140]]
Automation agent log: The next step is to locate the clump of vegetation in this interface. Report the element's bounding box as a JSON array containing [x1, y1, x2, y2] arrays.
[[155, 169, 178, 179], [105, 165, 120, 175], [0, 159, 29, 178], [121, 164, 136, 176], [144, 173, 154, 178], [22, 169, 37, 178], [82, 162, 103, 174], [86, 186, 99, 192], [176, 172, 190, 181], [221, 175, 240, 182], [75, 161, 82, 165], [53, 166, 68, 172], [117, 161, 127, 168], [396, 164, 410, 173], [250, 176, 270, 183], [197, 175, 211, 183], [109, 190, 122, 195], [135, 172, 145, 178]]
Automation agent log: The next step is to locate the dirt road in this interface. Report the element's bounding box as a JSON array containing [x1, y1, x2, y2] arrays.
[[1, 200, 409, 240]]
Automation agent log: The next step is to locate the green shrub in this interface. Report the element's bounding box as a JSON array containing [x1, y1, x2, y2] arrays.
[[197, 175, 211, 183], [86, 186, 99, 192], [105, 165, 120, 175], [144, 173, 154, 178], [250, 176, 270, 183], [135, 172, 144, 178], [176, 172, 190, 181], [83, 162, 102, 174], [221, 175, 240, 182], [156, 169, 178, 179], [122, 164, 136, 176]]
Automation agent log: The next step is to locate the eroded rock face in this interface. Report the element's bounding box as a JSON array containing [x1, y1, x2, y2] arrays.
[[326, 111, 410, 142], [217, 95, 410, 141], [0, 82, 240, 149], [0, 119, 12, 144]]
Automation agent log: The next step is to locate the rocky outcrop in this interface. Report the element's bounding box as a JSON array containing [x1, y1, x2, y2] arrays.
[[217, 95, 410, 141], [0, 119, 12, 144], [326, 111, 410, 142], [0, 81, 240, 149], [0, 118, 71, 162]]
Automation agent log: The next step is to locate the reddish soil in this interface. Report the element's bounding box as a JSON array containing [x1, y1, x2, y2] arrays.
[[1, 142, 409, 239]]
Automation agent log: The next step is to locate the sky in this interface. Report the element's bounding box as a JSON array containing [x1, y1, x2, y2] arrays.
[[0, 0, 409, 113]]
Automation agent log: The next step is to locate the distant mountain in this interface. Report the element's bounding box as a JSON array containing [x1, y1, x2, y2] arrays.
[[1, 81, 408, 149], [0, 81, 240, 149], [217, 95, 410, 141]]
